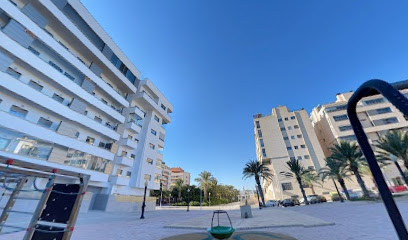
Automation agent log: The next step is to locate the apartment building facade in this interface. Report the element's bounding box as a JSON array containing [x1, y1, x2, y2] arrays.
[[170, 167, 190, 186], [0, 0, 172, 211], [253, 106, 337, 200], [157, 160, 171, 190], [311, 91, 408, 187]]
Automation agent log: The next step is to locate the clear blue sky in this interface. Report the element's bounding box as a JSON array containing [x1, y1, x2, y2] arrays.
[[82, 0, 408, 190]]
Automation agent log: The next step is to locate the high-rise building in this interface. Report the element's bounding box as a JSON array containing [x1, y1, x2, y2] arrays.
[[0, 0, 172, 211], [170, 167, 190, 186], [158, 160, 171, 190], [311, 91, 408, 187]]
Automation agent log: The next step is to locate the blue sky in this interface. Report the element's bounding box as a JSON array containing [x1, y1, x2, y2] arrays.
[[82, 0, 408, 190]]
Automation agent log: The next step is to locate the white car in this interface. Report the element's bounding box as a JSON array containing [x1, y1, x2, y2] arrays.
[[265, 200, 278, 207]]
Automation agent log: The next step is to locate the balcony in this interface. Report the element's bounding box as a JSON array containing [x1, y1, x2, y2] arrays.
[[109, 175, 130, 186], [124, 121, 142, 133], [114, 156, 134, 167], [129, 106, 146, 119], [118, 138, 138, 149]]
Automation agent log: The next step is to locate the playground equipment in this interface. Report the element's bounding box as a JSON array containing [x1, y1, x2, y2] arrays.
[[207, 210, 235, 239], [347, 79, 408, 239], [0, 158, 90, 240]]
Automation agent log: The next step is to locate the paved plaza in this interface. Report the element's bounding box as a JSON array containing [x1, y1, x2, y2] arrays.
[[2, 197, 408, 239]]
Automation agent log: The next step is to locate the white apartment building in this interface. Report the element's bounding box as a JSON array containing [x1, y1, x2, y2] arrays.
[[253, 106, 337, 200], [0, 0, 172, 211], [311, 91, 408, 187]]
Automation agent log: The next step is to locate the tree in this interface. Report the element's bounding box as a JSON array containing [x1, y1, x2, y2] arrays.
[[302, 171, 321, 195], [375, 130, 408, 185], [195, 171, 216, 200], [331, 141, 370, 197], [319, 157, 351, 200], [242, 160, 274, 206], [173, 179, 184, 201], [284, 160, 310, 205]]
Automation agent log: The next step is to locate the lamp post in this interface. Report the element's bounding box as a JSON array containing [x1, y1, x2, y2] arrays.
[[140, 180, 148, 219], [187, 188, 191, 212], [159, 182, 163, 208], [200, 188, 202, 210], [390, 154, 408, 186], [209, 192, 211, 206]]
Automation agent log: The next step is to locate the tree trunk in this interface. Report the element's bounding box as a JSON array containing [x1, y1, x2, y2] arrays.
[[353, 168, 370, 197], [255, 176, 266, 206], [395, 161, 408, 186], [332, 178, 343, 202], [178, 190, 181, 201], [297, 177, 309, 205], [310, 184, 316, 195], [204, 185, 207, 201], [404, 160, 408, 171], [338, 177, 350, 200]]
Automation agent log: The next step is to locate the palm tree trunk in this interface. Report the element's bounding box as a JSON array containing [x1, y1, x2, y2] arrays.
[[338, 177, 350, 200], [178, 190, 181, 201], [353, 169, 370, 197], [297, 177, 309, 205], [404, 160, 408, 171], [310, 184, 316, 195], [204, 186, 207, 201], [395, 161, 408, 186], [255, 176, 266, 206], [332, 178, 343, 202]]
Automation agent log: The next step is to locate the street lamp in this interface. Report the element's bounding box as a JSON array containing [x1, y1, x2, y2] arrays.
[[140, 180, 148, 219], [200, 188, 202, 210], [209, 192, 211, 206], [159, 182, 163, 208], [187, 188, 191, 212], [389, 154, 408, 186]]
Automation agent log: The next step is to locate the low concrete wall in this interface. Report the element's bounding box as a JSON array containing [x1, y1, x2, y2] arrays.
[[91, 194, 156, 212]]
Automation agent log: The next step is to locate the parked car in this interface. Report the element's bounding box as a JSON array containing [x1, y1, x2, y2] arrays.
[[341, 190, 359, 199], [390, 185, 408, 193], [317, 195, 327, 202], [330, 192, 343, 201], [300, 195, 319, 204], [282, 198, 300, 207], [265, 200, 278, 207]]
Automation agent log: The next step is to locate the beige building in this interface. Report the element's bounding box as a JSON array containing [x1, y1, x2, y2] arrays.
[[253, 106, 337, 200], [170, 167, 190, 186], [311, 91, 408, 187], [157, 160, 171, 190]]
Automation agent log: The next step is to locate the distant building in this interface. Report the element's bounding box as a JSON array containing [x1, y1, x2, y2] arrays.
[[170, 167, 190, 186], [157, 160, 171, 190], [311, 91, 408, 187]]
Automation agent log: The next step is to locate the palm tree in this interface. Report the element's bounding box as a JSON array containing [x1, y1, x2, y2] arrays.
[[284, 160, 310, 205], [195, 171, 216, 200], [242, 160, 274, 206], [173, 179, 184, 201], [375, 130, 408, 185], [302, 171, 321, 195], [331, 141, 370, 197], [319, 157, 351, 200]]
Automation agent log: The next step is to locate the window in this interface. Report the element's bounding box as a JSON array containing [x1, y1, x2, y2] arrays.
[[297, 135, 302, 138], [278, 118, 282, 122], [121, 151, 127, 157], [126, 171, 132, 177], [10, 105, 28, 119], [151, 129, 157, 136], [101, 98, 108, 104], [297, 156, 302, 160], [283, 137, 289, 140], [284, 117, 289, 121], [282, 183, 293, 190], [262, 148, 266, 157], [339, 125, 353, 131], [116, 169, 123, 176], [86, 137, 95, 145], [149, 143, 155, 149], [339, 135, 357, 141], [308, 166, 315, 170], [326, 105, 347, 113], [373, 117, 399, 126], [94, 116, 102, 123], [28, 46, 40, 55], [290, 157, 296, 161], [333, 114, 348, 121], [28, 80, 43, 91], [48, 61, 63, 73], [294, 125, 299, 129], [294, 146, 298, 149], [74, 131, 80, 138], [144, 174, 151, 181], [37, 117, 53, 129], [256, 121, 260, 128], [280, 127, 286, 131], [260, 139, 264, 147], [287, 147, 292, 150], [63, 72, 75, 81], [130, 154, 135, 159], [161, 104, 166, 110], [154, 115, 160, 122], [6, 68, 21, 79], [155, 174, 161, 183], [52, 94, 64, 103], [368, 107, 392, 116], [363, 98, 384, 105], [300, 145, 306, 148], [258, 130, 263, 137], [146, 158, 153, 165], [291, 136, 295, 140], [304, 155, 310, 159], [287, 126, 292, 130], [291, 116, 296, 120]]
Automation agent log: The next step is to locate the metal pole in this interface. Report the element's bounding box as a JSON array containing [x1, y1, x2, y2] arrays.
[[159, 183, 163, 208], [140, 181, 148, 219], [200, 189, 202, 210], [331, 177, 343, 203], [209, 192, 211, 207], [0, 177, 27, 233], [187, 189, 190, 212], [348, 79, 408, 239]]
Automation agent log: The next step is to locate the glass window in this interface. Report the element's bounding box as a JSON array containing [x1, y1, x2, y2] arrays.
[[52, 94, 64, 103], [125, 70, 136, 84], [333, 114, 348, 121], [149, 143, 155, 149], [260, 139, 264, 147], [154, 173, 161, 183], [262, 148, 266, 157], [10, 105, 28, 119], [339, 135, 357, 141], [288, 126, 292, 130], [144, 174, 151, 181], [116, 169, 123, 176], [28, 46, 40, 55], [154, 115, 160, 122], [258, 130, 263, 137], [146, 158, 153, 165], [161, 104, 166, 110], [278, 118, 282, 122], [280, 127, 286, 131], [37, 117, 53, 129], [301, 145, 306, 148], [283, 136, 289, 140], [326, 105, 347, 113], [284, 117, 289, 121], [126, 171, 132, 177], [297, 156, 302, 160], [256, 121, 260, 128], [28, 80, 43, 91], [291, 136, 295, 139], [94, 116, 102, 123], [297, 135, 302, 138], [290, 157, 296, 161], [304, 155, 310, 159], [363, 98, 384, 105], [151, 129, 157, 135], [282, 183, 293, 190], [291, 116, 296, 120], [6, 68, 21, 78], [86, 137, 95, 145], [339, 125, 353, 131], [294, 125, 299, 129], [130, 154, 135, 159], [287, 147, 292, 150], [373, 117, 399, 126]]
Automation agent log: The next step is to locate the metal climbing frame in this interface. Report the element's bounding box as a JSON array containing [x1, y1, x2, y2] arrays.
[[347, 79, 408, 239], [0, 158, 90, 240]]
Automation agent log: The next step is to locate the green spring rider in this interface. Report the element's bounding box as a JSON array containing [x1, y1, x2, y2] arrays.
[[207, 210, 235, 239]]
